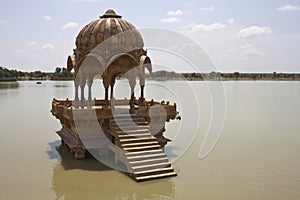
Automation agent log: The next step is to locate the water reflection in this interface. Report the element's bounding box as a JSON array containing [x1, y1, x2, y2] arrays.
[[54, 84, 70, 88], [50, 141, 175, 200], [48, 141, 110, 171], [0, 82, 19, 89]]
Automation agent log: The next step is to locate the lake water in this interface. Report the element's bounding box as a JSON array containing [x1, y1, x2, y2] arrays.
[[0, 80, 299, 200]]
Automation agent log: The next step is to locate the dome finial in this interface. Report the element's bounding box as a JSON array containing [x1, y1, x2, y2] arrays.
[[100, 9, 122, 18]]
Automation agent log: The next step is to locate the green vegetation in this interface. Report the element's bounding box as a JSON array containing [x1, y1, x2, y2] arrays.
[[0, 67, 24, 80], [147, 70, 300, 81], [0, 66, 73, 81], [0, 66, 49, 80], [146, 70, 184, 80], [51, 67, 73, 80]]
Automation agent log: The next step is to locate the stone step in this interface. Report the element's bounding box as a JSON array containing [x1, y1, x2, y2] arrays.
[[111, 121, 148, 126], [112, 117, 146, 122], [113, 125, 149, 131], [133, 167, 174, 177], [123, 145, 161, 152], [118, 133, 151, 138], [131, 162, 171, 172], [112, 114, 139, 118], [115, 129, 150, 134], [135, 172, 177, 182], [125, 149, 163, 156], [129, 157, 169, 166], [127, 153, 166, 161], [121, 141, 158, 147], [113, 117, 146, 121], [120, 137, 156, 143], [109, 114, 176, 182]]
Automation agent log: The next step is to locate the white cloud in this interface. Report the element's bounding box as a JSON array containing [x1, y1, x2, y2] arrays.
[[200, 6, 215, 11], [277, 4, 300, 11], [61, 22, 79, 30], [29, 41, 38, 46], [238, 26, 272, 38], [166, 10, 184, 16], [218, 43, 266, 59], [190, 23, 226, 32], [241, 44, 266, 57], [228, 18, 234, 25], [160, 17, 182, 23], [42, 43, 55, 50], [43, 16, 52, 21]]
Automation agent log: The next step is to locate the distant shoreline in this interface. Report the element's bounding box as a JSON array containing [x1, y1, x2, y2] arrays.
[[147, 72, 300, 81], [2, 76, 300, 82], [1, 66, 300, 82], [0, 78, 17, 82], [147, 78, 300, 81]]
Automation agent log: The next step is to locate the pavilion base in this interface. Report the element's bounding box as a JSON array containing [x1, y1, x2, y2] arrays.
[[57, 129, 86, 159], [51, 98, 177, 181]]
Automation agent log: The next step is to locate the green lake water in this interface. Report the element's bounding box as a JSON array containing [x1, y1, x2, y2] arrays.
[[0, 80, 299, 200]]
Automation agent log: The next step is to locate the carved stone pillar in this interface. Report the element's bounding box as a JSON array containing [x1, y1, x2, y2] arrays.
[[74, 80, 79, 101], [87, 78, 93, 101], [79, 78, 86, 108], [129, 76, 136, 102], [128, 71, 136, 110], [139, 67, 145, 105], [105, 87, 109, 101], [110, 79, 115, 100], [103, 77, 110, 107], [74, 79, 80, 108]]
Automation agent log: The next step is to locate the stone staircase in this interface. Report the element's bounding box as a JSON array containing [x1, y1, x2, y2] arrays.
[[110, 114, 177, 182]]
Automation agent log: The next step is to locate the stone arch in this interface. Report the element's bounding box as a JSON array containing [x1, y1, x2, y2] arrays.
[[102, 53, 140, 102], [74, 54, 106, 105], [138, 55, 152, 103]]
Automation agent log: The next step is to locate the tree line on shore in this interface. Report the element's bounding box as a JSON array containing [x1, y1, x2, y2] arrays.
[[1, 66, 299, 81], [147, 70, 300, 81], [0, 66, 73, 81]]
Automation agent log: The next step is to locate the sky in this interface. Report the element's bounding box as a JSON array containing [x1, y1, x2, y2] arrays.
[[0, 0, 300, 73]]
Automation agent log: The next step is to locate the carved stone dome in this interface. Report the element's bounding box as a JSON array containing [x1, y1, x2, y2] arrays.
[[75, 9, 144, 54], [67, 9, 152, 105]]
